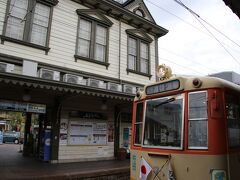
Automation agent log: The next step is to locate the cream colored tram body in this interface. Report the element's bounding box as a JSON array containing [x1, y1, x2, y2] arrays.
[[131, 76, 240, 180]]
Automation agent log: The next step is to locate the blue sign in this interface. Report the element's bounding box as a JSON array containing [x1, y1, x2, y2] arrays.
[[0, 131, 3, 144], [43, 130, 51, 161]]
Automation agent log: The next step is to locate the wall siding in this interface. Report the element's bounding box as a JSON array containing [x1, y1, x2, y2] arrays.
[[0, 0, 157, 85]]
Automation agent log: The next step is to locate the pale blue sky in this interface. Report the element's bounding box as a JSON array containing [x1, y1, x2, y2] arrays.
[[145, 0, 240, 76]]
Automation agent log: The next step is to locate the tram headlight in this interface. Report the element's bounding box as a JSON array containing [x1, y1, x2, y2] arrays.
[[192, 78, 202, 88], [210, 169, 227, 180]]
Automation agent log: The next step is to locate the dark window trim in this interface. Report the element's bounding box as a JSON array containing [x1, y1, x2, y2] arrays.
[[126, 29, 153, 43], [0, 35, 50, 53], [1, 0, 56, 54], [74, 55, 110, 69], [75, 11, 111, 69], [127, 34, 151, 79], [127, 68, 152, 79]]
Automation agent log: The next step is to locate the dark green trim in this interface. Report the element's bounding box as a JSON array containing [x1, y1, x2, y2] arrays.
[[126, 29, 153, 43], [76, 9, 113, 27], [126, 68, 152, 79], [37, 0, 59, 6], [74, 55, 110, 69], [0, 35, 50, 53]]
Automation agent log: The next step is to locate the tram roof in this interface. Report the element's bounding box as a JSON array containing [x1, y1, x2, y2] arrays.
[[136, 76, 240, 100]]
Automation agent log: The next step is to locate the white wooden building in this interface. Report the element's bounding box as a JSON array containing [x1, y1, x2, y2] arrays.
[[0, 0, 168, 163]]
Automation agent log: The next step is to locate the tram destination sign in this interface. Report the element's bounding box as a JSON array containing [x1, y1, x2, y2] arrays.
[[146, 79, 180, 95], [0, 100, 46, 114]]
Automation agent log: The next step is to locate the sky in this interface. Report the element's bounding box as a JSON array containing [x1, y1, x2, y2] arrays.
[[145, 0, 240, 76]]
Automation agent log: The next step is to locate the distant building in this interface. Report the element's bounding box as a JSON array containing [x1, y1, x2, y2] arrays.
[[209, 71, 240, 85]]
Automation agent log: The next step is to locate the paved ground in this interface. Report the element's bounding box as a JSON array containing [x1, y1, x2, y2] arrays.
[[0, 144, 130, 180]]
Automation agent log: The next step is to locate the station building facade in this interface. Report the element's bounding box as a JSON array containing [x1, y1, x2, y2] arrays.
[[0, 0, 168, 163]]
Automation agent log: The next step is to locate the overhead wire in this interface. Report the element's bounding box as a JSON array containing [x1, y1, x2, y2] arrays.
[[159, 57, 205, 75], [159, 47, 220, 73], [173, 0, 240, 67]]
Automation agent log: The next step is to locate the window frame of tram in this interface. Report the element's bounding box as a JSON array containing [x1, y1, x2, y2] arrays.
[[225, 93, 240, 148], [134, 102, 143, 146], [142, 94, 184, 149], [188, 91, 208, 149]]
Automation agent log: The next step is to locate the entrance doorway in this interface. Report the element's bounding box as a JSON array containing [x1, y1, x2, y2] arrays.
[[0, 99, 47, 161]]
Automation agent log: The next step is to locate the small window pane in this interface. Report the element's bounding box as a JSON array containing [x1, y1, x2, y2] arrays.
[[189, 92, 207, 119], [10, 0, 28, 19], [188, 91, 208, 149], [5, 0, 28, 40], [78, 19, 91, 57], [96, 25, 106, 45], [31, 24, 47, 46], [6, 17, 25, 40], [134, 124, 142, 144], [136, 103, 143, 123], [134, 102, 143, 145], [128, 38, 137, 55], [30, 3, 50, 46], [140, 58, 148, 74], [188, 121, 208, 147], [79, 19, 91, 40], [140, 43, 148, 59], [95, 44, 105, 62], [128, 55, 136, 70], [78, 39, 90, 57], [226, 94, 240, 148], [135, 9, 143, 17]]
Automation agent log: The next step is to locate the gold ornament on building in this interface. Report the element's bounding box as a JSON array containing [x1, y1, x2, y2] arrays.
[[157, 64, 172, 81]]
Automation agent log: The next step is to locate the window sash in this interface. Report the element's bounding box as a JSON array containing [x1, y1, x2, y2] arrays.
[[77, 19, 108, 62], [128, 37, 149, 74], [5, 0, 28, 40], [5, 0, 51, 47], [188, 91, 208, 149], [30, 3, 50, 46]]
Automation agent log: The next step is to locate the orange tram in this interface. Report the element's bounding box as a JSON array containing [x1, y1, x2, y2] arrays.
[[130, 76, 240, 180]]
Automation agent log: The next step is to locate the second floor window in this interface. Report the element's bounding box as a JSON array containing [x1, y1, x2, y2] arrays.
[[128, 37, 149, 74], [76, 18, 108, 63], [4, 0, 52, 47]]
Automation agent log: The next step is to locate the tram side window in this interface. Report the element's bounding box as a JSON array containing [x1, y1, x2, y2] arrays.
[[226, 94, 240, 148], [188, 91, 208, 149], [134, 102, 143, 145]]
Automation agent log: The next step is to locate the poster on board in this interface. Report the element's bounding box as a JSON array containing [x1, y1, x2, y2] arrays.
[[68, 120, 107, 145]]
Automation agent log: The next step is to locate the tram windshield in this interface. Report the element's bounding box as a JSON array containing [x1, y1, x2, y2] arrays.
[[143, 94, 184, 149]]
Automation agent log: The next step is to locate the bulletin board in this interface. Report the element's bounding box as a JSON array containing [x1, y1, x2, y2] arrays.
[[68, 120, 107, 145]]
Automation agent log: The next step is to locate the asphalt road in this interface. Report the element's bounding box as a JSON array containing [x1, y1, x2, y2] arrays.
[[0, 143, 130, 180]]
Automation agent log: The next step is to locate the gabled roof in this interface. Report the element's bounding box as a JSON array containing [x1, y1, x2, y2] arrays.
[[72, 0, 168, 37], [124, 0, 156, 23]]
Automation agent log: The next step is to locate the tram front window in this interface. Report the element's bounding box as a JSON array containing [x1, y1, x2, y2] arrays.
[[143, 94, 184, 149]]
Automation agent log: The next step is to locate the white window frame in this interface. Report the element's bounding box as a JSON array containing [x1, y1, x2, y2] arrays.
[[188, 91, 208, 150]]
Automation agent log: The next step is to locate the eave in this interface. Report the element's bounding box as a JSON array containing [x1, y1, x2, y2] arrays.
[[223, 0, 240, 18], [71, 0, 168, 37], [0, 72, 134, 102]]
